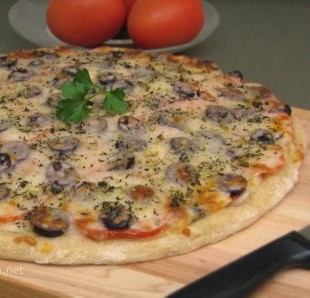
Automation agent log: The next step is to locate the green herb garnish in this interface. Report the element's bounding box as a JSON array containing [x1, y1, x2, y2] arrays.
[[56, 68, 128, 123]]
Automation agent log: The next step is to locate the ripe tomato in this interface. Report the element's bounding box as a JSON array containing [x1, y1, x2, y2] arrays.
[[127, 0, 204, 49], [123, 0, 137, 13], [47, 0, 126, 47]]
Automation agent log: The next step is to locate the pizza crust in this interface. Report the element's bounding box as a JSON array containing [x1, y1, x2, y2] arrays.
[[0, 118, 306, 265]]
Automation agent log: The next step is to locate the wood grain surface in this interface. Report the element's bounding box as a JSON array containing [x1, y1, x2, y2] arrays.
[[0, 108, 309, 298]]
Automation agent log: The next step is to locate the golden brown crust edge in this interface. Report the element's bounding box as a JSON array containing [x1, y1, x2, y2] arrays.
[[0, 117, 306, 265]]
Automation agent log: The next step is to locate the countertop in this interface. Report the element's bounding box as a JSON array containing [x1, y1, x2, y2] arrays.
[[0, 0, 309, 110]]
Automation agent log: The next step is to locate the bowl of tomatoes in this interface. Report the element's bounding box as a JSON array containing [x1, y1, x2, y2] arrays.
[[9, 0, 219, 53]]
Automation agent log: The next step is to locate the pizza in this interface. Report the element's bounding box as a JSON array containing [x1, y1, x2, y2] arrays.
[[0, 46, 306, 264]]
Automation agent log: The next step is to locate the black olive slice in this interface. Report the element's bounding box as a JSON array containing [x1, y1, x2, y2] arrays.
[[0, 55, 17, 68], [73, 182, 97, 201], [46, 93, 62, 107], [27, 112, 51, 128], [118, 115, 142, 132], [0, 119, 11, 132], [97, 72, 116, 89], [100, 203, 133, 230], [165, 163, 198, 186], [0, 153, 12, 173], [0, 183, 10, 200], [8, 68, 35, 82], [129, 185, 154, 201], [270, 103, 292, 116], [49, 136, 79, 155], [108, 153, 135, 170], [28, 59, 44, 68], [218, 174, 247, 197], [205, 105, 235, 123], [115, 136, 147, 152], [1, 141, 30, 162], [174, 83, 195, 99], [112, 79, 134, 94], [157, 110, 185, 129], [46, 161, 77, 186], [283, 104, 292, 116], [50, 182, 64, 195], [228, 70, 244, 80], [31, 207, 69, 237], [61, 66, 79, 77], [169, 137, 192, 153], [22, 86, 42, 98], [250, 129, 275, 145], [78, 117, 108, 134]]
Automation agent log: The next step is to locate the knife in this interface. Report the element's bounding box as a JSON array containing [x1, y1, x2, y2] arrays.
[[167, 225, 310, 298]]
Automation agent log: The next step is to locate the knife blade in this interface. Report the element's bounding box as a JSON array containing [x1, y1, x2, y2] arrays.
[[167, 225, 310, 298]]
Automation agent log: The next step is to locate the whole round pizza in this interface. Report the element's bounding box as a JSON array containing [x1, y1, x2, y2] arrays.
[[0, 46, 306, 264]]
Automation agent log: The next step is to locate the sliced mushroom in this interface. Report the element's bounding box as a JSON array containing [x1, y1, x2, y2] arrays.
[[108, 153, 135, 170], [100, 203, 133, 230], [129, 185, 154, 201], [115, 136, 147, 152], [27, 112, 51, 128], [250, 129, 274, 145], [46, 161, 77, 186], [1, 141, 30, 162], [73, 182, 97, 201], [31, 207, 69, 237], [78, 117, 107, 134], [0, 183, 10, 200], [218, 173, 247, 197], [49, 136, 79, 155], [205, 105, 235, 123], [174, 84, 195, 99], [165, 163, 198, 186], [0, 153, 12, 173], [0, 119, 11, 132], [8, 68, 36, 82], [118, 115, 142, 133]]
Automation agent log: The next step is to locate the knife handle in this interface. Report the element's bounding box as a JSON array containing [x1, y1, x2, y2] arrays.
[[167, 232, 310, 298]]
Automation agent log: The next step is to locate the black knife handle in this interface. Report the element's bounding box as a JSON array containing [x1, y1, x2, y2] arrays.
[[167, 232, 310, 298]]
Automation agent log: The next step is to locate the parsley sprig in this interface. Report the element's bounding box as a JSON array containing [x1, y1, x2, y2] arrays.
[[56, 68, 128, 123]]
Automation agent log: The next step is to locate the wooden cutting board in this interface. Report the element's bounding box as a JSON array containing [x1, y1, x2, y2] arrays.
[[0, 108, 309, 298]]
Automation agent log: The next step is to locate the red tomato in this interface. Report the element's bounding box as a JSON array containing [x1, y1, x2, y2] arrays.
[[47, 0, 126, 47], [75, 218, 169, 240], [123, 0, 137, 13], [127, 0, 204, 49]]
